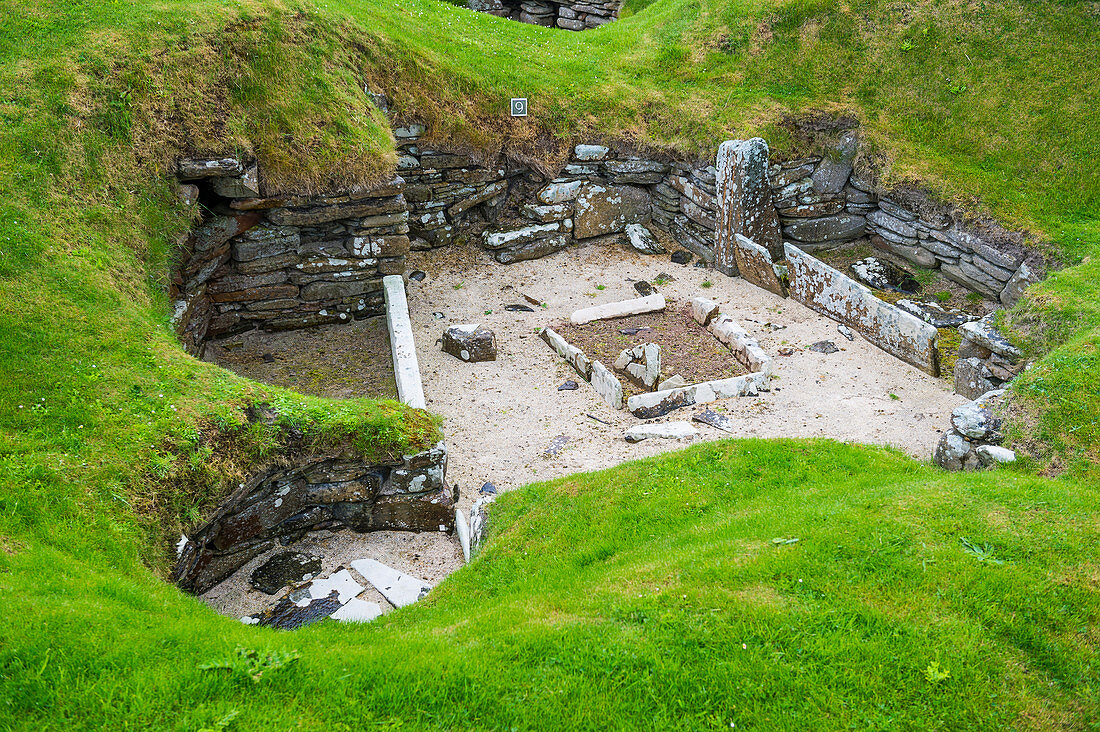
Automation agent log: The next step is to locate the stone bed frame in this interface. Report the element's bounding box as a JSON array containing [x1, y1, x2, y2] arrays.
[[540, 294, 774, 419]]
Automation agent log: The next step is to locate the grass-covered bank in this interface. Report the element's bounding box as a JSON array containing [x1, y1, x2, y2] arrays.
[[3, 440, 1099, 729], [0, 0, 1099, 727]]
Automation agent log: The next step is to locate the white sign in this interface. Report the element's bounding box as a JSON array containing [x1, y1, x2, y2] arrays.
[[510, 98, 528, 117]]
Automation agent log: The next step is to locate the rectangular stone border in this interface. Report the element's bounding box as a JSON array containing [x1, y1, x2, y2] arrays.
[[383, 274, 426, 409], [784, 244, 940, 376]]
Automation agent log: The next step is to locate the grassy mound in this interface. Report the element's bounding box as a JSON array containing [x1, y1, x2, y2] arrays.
[[1, 0, 1099, 727], [4, 440, 1099, 728]]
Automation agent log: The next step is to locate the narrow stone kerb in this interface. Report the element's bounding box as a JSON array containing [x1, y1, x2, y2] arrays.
[[383, 275, 426, 409]]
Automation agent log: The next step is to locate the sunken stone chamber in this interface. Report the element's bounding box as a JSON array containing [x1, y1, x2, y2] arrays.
[[171, 158, 410, 357], [173, 442, 452, 595]]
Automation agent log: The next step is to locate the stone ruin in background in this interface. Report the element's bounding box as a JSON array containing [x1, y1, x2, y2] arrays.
[[468, 0, 622, 31]]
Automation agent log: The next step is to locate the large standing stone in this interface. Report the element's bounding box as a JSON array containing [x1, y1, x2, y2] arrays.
[[573, 184, 651, 239], [716, 138, 784, 273], [442, 324, 497, 362]]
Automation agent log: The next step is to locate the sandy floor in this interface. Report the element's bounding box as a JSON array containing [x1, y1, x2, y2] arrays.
[[406, 241, 966, 513], [201, 528, 461, 621], [201, 239, 967, 621]]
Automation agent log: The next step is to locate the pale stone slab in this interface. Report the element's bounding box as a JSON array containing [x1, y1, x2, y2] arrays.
[[384, 275, 426, 409], [350, 558, 432, 608], [688, 296, 720, 326], [330, 598, 384, 623], [624, 422, 699, 442], [626, 372, 769, 418], [570, 294, 666, 324], [591, 360, 624, 410], [456, 508, 471, 563], [784, 244, 940, 376], [541, 327, 593, 379], [299, 569, 363, 606]]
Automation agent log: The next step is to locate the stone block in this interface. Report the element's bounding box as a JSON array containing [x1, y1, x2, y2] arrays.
[[573, 183, 651, 239], [591, 360, 624, 409], [732, 234, 786, 297], [624, 223, 664, 254], [570, 293, 665, 325], [784, 244, 940, 376], [442, 324, 497, 362]]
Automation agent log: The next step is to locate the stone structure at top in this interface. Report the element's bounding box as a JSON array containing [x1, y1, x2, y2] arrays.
[[468, 0, 622, 31]]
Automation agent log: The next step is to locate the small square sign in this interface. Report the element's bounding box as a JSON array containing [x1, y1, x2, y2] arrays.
[[510, 98, 528, 117]]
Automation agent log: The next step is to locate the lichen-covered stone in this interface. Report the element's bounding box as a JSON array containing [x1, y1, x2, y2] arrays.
[[442, 324, 497, 363]]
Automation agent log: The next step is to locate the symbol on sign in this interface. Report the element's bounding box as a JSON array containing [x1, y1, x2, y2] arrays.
[[510, 98, 528, 117]]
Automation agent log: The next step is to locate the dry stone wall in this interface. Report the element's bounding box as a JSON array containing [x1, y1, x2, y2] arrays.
[[468, 0, 621, 30], [173, 441, 452, 595], [171, 159, 410, 356]]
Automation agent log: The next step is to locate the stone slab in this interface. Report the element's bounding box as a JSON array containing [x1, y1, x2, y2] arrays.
[[732, 233, 786, 297], [570, 294, 666, 325], [350, 558, 432, 608], [591, 360, 624, 410], [715, 138, 784, 274], [383, 275, 426, 409], [624, 422, 699, 442], [541, 327, 593, 379], [784, 244, 940, 376]]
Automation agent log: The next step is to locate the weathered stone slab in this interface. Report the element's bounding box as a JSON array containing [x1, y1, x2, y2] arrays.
[[494, 233, 571, 264], [784, 244, 940, 376], [591, 360, 624, 409], [613, 342, 661, 388], [383, 275, 426, 409], [783, 214, 866, 244], [178, 157, 244, 179], [570, 294, 665, 324], [624, 223, 664, 254], [482, 222, 566, 250], [211, 165, 261, 198], [688, 297, 720, 327], [537, 180, 584, 204], [573, 184, 651, 239], [350, 558, 431, 608], [732, 234, 786, 297], [626, 372, 769, 418], [541, 327, 593, 379], [715, 138, 784, 273], [573, 144, 610, 161], [959, 313, 1022, 360], [624, 422, 698, 442]]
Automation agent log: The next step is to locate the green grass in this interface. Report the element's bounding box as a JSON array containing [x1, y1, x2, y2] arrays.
[[3, 440, 1099, 728], [1, 0, 1099, 726]]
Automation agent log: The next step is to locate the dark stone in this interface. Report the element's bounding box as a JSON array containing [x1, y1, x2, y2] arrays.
[[692, 408, 736, 433], [480, 482, 498, 495], [809, 340, 840, 354], [671, 250, 693, 265], [634, 281, 654, 296], [849, 257, 920, 294], [409, 270, 427, 282], [558, 380, 579, 391], [545, 435, 570, 457], [442, 325, 497, 362], [494, 233, 571, 264], [619, 326, 654, 336], [249, 551, 322, 595], [262, 353, 276, 363], [783, 214, 866, 244], [505, 304, 535, 312], [251, 589, 343, 630]]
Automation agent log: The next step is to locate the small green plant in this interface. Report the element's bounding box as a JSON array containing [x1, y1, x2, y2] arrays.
[[960, 537, 1004, 565], [701, 280, 713, 288], [199, 647, 301, 683], [453, 283, 464, 290], [654, 276, 670, 286], [900, 39, 914, 52], [965, 292, 983, 305], [595, 284, 606, 290], [198, 710, 242, 732], [889, 393, 900, 401], [484, 309, 492, 315], [934, 290, 952, 303], [924, 661, 951, 683]]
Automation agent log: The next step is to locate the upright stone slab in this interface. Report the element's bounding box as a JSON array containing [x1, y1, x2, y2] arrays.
[[732, 234, 786, 297], [383, 275, 426, 409], [784, 244, 940, 376], [716, 139, 783, 275]]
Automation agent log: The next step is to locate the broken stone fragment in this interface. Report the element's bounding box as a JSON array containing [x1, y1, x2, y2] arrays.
[[624, 223, 664, 254], [808, 341, 840, 354], [688, 296, 720, 327], [613, 342, 661, 389], [442, 324, 497, 362], [590, 361, 624, 410], [692, 408, 736, 433], [975, 444, 1016, 466], [849, 257, 920, 294], [670, 250, 692, 265], [624, 421, 699, 442]]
